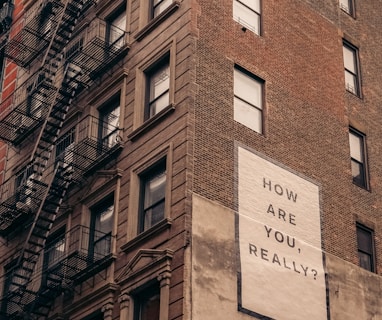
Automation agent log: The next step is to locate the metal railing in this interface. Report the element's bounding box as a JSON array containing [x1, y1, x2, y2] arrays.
[[51, 114, 122, 175], [0, 69, 56, 143], [4, 0, 65, 67], [45, 225, 112, 268], [64, 17, 128, 82], [0, 114, 121, 236], [0, 224, 113, 317]]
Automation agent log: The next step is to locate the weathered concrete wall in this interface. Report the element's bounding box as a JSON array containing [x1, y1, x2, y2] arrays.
[[192, 194, 239, 319], [192, 193, 382, 320], [326, 254, 382, 320]]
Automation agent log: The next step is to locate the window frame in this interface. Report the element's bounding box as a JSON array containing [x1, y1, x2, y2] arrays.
[[117, 249, 173, 320], [89, 194, 114, 262], [41, 227, 66, 288], [343, 41, 361, 97], [0, 48, 5, 93], [150, 0, 173, 20], [1, 258, 19, 315], [106, 5, 127, 48], [133, 282, 161, 320], [55, 126, 76, 169], [234, 65, 265, 134], [130, 41, 176, 139], [138, 159, 167, 234], [135, 1, 180, 41], [349, 127, 368, 189], [98, 93, 121, 149], [356, 223, 376, 273], [144, 54, 170, 121], [233, 0, 261, 35], [339, 0, 355, 17], [127, 145, 173, 242]]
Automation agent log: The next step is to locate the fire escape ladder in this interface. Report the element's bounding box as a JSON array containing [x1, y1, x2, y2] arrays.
[[30, 0, 92, 185], [3, 164, 69, 318], [2, 1, 96, 318], [23, 165, 72, 319]]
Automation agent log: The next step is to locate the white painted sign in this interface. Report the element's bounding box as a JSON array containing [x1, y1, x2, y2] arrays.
[[237, 146, 328, 320]]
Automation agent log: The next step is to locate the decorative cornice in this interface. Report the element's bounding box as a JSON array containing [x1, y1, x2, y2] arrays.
[[116, 248, 174, 285]]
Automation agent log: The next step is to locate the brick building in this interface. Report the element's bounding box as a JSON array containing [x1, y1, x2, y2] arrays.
[[0, 0, 381, 319]]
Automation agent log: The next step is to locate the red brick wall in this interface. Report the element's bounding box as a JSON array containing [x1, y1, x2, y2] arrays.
[[193, 0, 382, 272], [0, 0, 24, 185]]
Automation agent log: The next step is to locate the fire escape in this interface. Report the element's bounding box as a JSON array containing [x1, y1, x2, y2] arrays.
[[0, 0, 127, 318]]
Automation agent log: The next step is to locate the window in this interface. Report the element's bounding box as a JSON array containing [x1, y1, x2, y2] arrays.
[[26, 73, 46, 119], [55, 127, 76, 170], [339, 0, 355, 15], [233, 0, 261, 35], [136, 0, 179, 40], [132, 44, 175, 135], [42, 229, 66, 287], [145, 56, 170, 121], [133, 284, 160, 320], [234, 66, 264, 134], [15, 165, 35, 208], [151, 0, 172, 19], [0, 0, 14, 35], [44, 231, 66, 270], [39, 1, 55, 37], [343, 41, 360, 96], [356, 223, 375, 272], [81, 310, 103, 320], [117, 249, 173, 320], [99, 95, 120, 148], [349, 128, 368, 188], [89, 196, 114, 261], [107, 7, 126, 48], [1, 259, 27, 315], [1, 259, 16, 314], [139, 160, 166, 233]]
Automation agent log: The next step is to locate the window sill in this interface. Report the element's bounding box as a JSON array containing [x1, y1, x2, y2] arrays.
[[134, 1, 180, 41], [128, 104, 175, 141], [121, 218, 172, 253], [340, 8, 356, 19], [346, 90, 362, 99]]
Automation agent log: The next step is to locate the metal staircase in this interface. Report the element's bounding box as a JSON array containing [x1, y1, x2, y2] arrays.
[[0, 0, 97, 318]]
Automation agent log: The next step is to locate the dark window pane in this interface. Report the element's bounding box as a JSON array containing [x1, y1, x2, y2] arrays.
[[358, 252, 372, 271], [351, 160, 364, 186], [134, 285, 160, 320], [357, 227, 373, 253], [356, 224, 375, 272], [349, 129, 367, 188], [140, 161, 166, 232]]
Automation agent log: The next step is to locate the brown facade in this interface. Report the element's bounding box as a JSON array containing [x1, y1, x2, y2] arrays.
[[0, 0, 381, 319]]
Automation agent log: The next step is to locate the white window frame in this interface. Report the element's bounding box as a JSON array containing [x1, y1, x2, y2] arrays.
[[339, 0, 355, 16], [234, 66, 264, 134], [233, 0, 261, 35], [349, 127, 368, 189], [343, 41, 361, 96]]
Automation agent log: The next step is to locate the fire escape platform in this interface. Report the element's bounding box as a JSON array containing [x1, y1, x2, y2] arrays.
[[0, 74, 57, 144], [4, 0, 65, 67]]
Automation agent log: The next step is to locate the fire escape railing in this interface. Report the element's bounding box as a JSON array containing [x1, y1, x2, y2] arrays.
[[0, 114, 122, 237], [0, 19, 128, 146], [3, 0, 65, 67], [52, 115, 123, 181], [0, 69, 57, 144], [0, 225, 113, 318], [64, 17, 129, 85], [0, 163, 52, 236], [0, 0, 126, 318]]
